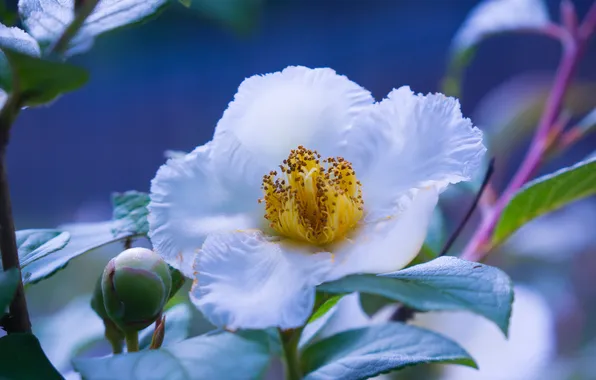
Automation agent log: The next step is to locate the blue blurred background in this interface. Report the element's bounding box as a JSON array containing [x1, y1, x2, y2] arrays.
[[9, 0, 595, 228], [6, 0, 596, 379]]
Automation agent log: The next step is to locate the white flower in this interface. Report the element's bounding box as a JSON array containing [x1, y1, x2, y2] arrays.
[[148, 66, 485, 330]]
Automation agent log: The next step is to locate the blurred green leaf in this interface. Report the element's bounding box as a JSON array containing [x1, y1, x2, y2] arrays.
[[73, 331, 271, 379], [493, 157, 596, 246], [0, 229, 71, 284], [302, 323, 476, 380], [445, 0, 550, 97], [138, 303, 192, 350], [23, 221, 134, 285], [181, 0, 262, 33], [111, 190, 150, 236], [19, 0, 169, 56], [34, 296, 105, 372], [0, 48, 88, 105], [319, 257, 513, 335], [0, 333, 63, 380], [0, 268, 19, 312], [16, 229, 71, 267], [0, 2, 18, 25]]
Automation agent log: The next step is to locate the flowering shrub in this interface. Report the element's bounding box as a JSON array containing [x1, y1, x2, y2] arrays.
[[0, 0, 594, 379]]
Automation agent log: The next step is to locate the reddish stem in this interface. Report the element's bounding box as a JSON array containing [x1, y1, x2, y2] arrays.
[[461, 3, 596, 261]]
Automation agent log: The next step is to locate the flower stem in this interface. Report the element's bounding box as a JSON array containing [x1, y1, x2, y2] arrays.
[[0, 90, 31, 334], [279, 328, 303, 380], [103, 319, 124, 354], [125, 330, 139, 353], [461, 3, 596, 262]]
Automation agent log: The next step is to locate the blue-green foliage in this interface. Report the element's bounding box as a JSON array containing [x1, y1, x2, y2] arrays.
[[319, 256, 514, 335]]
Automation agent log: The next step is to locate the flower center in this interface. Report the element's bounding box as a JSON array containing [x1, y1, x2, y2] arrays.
[[260, 146, 364, 245]]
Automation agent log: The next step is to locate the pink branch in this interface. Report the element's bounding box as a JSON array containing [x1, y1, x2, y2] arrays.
[[461, 1, 596, 261]]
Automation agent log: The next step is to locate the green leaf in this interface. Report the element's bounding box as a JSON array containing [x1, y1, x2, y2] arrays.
[[319, 256, 513, 335], [23, 221, 133, 285], [493, 157, 596, 246], [16, 229, 71, 267], [445, 0, 550, 97], [73, 331, 272, 380], [34, 296, 105, 372], [302, 323, 476, 380], [0, 3, 18, 26], [182, 0, 262, 33], [0, 48, 88, 105], [0, 229, 70, 283], [138, 303, 192, 350], [19, 0, 169, 56], [0, 268, 19, 312], [308, 295, 343, 324], [111, 190, 150, 236], [0, 333, 63, 380]]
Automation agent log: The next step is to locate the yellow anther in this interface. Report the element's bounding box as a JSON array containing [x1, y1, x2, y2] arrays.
[[259, 146, 364, 245]]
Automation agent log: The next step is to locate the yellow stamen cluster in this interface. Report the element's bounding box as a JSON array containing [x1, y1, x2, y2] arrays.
[[259, 146, 364, 245]]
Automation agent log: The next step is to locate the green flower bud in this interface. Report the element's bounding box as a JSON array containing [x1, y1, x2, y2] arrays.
[[91, 275, 109, 321], [101, 248, 172, 333]]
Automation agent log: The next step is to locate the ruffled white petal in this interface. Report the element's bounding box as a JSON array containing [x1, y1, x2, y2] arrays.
[[349, 86, 485, 213], [453, 0, 550, 54], [191, 230, 333, 330], [210, 66, 374, 189], [148, 144, 259, 277], [328, 188, 439, 280]]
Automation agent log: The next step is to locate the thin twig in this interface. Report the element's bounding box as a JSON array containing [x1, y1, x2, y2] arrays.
[[439, 158, 495, 257], [461, 6, 595, 262], [0, 91, 30, 333], [389, 304, 417, 323], [123, 237, 132, 250], [0, 0, 101, 333]]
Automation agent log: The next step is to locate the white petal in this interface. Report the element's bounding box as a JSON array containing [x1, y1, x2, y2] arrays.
[[453, 0, 550, 54], [352, 87, 485, 212], [328, 188, 439, 280], [148, 144, 259, 277], [191, 230, 333, 330], [211, 66, 374, 188]]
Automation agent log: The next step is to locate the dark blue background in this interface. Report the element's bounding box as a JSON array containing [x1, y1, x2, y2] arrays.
[[8, 0, 596, 228]]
